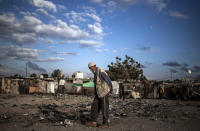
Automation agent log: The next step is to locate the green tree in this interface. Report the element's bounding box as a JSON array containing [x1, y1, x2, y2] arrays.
[[30, 73, 37, 78], [13, 74, 21, 78], [107, 55, 144, 81]]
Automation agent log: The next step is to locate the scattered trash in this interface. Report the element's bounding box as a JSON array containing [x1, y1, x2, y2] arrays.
[[0, 93, 199, 129]]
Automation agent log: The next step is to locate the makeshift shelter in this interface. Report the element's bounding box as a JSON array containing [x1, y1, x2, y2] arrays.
[[38, 80, 47, 93], [71, 83, 82, 94], [1, 78, 21, 94], [47, 81, 55, 93], [82, 81, 94, 95], [64, 82, 73, 93], [66, 83, 82, 94], [29, 86, 40, 94], [0, 76, 4, 93], [58, 79, 65, 93], [83, 81, 94, 88], [10, 79, 20, 94], [112, 81, 119, 95]]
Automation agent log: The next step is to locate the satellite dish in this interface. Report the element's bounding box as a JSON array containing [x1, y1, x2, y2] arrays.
[[188, 69, 192, 74]]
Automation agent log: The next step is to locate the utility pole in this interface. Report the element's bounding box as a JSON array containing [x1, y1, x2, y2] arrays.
[[26, 63, 27, 77], [170, 70, 172, 81]]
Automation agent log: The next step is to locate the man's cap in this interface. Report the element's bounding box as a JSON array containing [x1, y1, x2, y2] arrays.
[[88, 62, 96, 68]]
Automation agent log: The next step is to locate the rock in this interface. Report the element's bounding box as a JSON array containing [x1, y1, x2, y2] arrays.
[[64, 119, 73, 126], [39, 116, 44, 120], [120, 113, 127, 117], [86, 106, 91, 110]]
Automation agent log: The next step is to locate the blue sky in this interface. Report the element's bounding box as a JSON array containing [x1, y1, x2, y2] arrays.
[[0, 0, 199, 80]]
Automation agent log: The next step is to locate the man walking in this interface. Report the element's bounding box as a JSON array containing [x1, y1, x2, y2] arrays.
[[86, 62, 113, 128]]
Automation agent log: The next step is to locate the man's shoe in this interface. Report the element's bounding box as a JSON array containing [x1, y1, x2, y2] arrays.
[[86, 121, 97, 127], [99, 124, 109, 128]]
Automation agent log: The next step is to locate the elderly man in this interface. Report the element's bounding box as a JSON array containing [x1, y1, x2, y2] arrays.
[[86, 62, 113, 128]]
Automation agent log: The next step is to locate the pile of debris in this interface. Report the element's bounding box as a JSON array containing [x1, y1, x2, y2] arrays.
[[1, 94, 200, 128], [38, 102, 92, 126]]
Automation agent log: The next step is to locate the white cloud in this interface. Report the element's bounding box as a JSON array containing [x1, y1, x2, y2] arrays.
[[0, 46, 39, 60], [118, 0, 138, 6], [112, 50, 117, 53], [0, 14, 40, 44], [55, 52, 77, 55], [105, 1, 118, 13], [0, 45, 65, 62], [0, 13, 16, 25], [30, 0, 57, 12], [40, 38, 54, 44], [88, 22, 103, 35], [11, 33, 36, 44], [169, 11, 188, 19], [146, 0, 167, 13], [37, 19, 90, 40], [82, 6, 96, 14], [20, 11, 37, 16], [107, 1, 117, 7], [92, 0, 167, 13], [95, 1, 118, 14], [37, 8, 55, 18], [91, 0, 103, 3], [0, 9, 104, 51], [121, 48, 130, 51], [64, 9, 103, 40], [36, 57, 65, 62], [86, 13, 101, 22], [0, 13, 90, 44], [64, 8, 103, 41], [23, 15, 42, 25], [65, 10, 101, 23], [79, 40, 103, 48], [70, 24, 80, 30], [58, 5, 67, 10], [95, 48, 109, 52], [65, 11, 87, 23]]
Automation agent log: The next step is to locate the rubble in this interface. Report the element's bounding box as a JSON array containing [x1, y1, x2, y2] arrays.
[[0, 94, 200, 130]]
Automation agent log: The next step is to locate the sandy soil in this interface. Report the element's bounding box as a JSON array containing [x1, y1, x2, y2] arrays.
[[0, 94, 200, 131]]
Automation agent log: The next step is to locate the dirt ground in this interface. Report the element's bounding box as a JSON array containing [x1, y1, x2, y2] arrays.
[[0, 94, 200, 131]]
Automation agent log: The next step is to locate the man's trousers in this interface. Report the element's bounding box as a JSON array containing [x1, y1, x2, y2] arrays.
[[91, 95, 109, 124]]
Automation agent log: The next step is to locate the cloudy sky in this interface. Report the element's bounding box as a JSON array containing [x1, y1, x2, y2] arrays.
[[0, 0, 199, 80]]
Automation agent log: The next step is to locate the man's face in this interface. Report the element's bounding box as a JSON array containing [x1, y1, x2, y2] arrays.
[[89, 66, 96, 73]]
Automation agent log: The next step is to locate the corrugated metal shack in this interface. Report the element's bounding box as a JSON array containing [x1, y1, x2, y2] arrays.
[[119, 81, 145, 99], [0, 77, 22, 94], [82, 81, 94, 95], [0, 77, 59, 94]]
